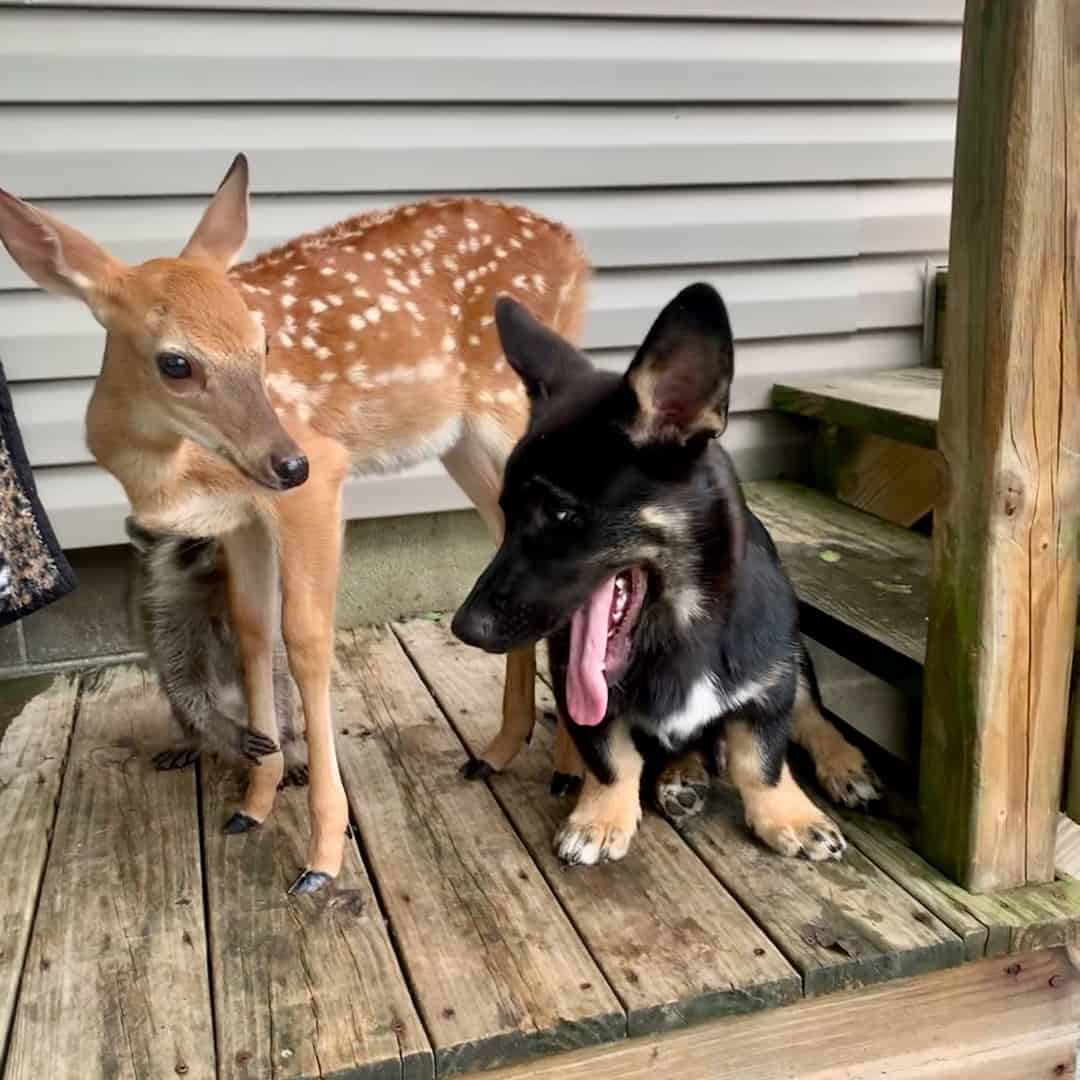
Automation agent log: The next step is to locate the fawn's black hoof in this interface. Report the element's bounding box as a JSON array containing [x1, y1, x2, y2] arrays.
[[460, 758, 494, 782], [550, 772, 583, 797], [223, 812, 260, 834], [288, 869, 333, 896]]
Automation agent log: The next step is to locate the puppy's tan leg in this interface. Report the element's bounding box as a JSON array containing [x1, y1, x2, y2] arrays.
[[555, 719, 643, 865], [791, 669, 883, 807], [655, 749, 712, 824], [727, 719, 846, 861], [465, 645, 536, 777], [223, 517, 285, 829]]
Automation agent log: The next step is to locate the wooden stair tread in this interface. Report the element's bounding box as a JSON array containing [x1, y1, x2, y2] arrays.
[[773, 367, 941, 449], [745, 480, 929, 686]]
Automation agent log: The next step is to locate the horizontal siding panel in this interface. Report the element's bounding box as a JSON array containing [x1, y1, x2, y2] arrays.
[[0, 255, 939, 383], [0, 184, 952, 292], [35, 412, 804, 549], [0, 13, 960, 104], [16, 330, 923, 468], [0, 104, 957, 199], [0, 2, 964, 21]]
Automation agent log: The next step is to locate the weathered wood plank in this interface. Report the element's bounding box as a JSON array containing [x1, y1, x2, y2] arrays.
[[840, 810, 1080, 959], [745, 481, 929, 684], [334, 628, 624, 1077], [920, 0, 1080, 889], [394, 617, 801, 1036], [1056, 814, 1080, 879], [0, 674, 78, 1065], [201, 758, 432, 1080], [473, 949, 1079, 1080], [814, 427, 943, 528], [678, 783, 964, 995], [4, 666, 215, 1080], [773, 367, 941, 449]]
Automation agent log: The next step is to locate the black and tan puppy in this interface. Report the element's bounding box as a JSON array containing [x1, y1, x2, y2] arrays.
[[453, 283, 880, 865]]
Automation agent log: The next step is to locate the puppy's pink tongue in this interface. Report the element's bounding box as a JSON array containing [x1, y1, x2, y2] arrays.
[[567, 577, 615, 727]]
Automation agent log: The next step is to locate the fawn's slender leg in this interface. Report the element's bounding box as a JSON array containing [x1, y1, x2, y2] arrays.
[[443, 426, 538, 778], [222, 516, 285, 831], [277, 455, 350, 895]]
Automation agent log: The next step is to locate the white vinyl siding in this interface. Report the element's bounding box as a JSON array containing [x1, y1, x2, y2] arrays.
[[0, 3, 961, 549]]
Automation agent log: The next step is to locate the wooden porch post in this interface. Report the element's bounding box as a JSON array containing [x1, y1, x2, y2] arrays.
[[918, 0, 1080, 891]]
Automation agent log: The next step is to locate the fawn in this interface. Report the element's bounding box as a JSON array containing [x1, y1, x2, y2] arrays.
[[0, 155, 587, 893]]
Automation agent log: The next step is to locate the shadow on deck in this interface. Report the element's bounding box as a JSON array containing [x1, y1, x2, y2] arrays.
[[0, 619, 1078, 1079]]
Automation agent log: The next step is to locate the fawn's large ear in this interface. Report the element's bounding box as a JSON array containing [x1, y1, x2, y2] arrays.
[[180, 153, 250, 269], [0, 189, 124, 324], [495, 295, 592, 402], [624, 283, 735, 446]]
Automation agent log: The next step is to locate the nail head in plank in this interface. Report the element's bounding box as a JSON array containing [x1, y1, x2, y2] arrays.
[[0, 674, 78, 1064], [4, 666, 215, 1080], [839, 810, 1080, 959], [334, 628, 624, 1077], [773, 367, 941, 449], [201, 761, 432, 1080], [394, 617, 801, 1036], [745, 480, 929, 678], [680, 786, 964, 996]]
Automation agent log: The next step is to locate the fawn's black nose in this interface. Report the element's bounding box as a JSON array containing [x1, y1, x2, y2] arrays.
[[271, 453, 309, 489]]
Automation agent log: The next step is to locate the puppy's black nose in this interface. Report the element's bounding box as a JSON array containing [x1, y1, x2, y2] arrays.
[[272, 453, 309, 489], [451, 604, 498, 651]]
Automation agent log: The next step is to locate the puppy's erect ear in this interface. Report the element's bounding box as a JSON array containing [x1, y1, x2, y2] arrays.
[[624, 283, 735, 446], [495, 295, 592, 402]]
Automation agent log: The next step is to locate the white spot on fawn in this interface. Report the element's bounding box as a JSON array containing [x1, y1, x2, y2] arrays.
[[315, 346, 332, 361], [310, 299, 328, 314], [468, 334, 481, 346], [365, 306, 382, 324], [278, 331, 294, 348], [441, 333, 456, 353], [281, 294, 297, 309], [327, 294, 344, 307], [320, 267, 336, 277], [379, 294, 400, 312], [301, 335, 317, 352], [349, 313, 366, 331], [465, 217, 479, 231]]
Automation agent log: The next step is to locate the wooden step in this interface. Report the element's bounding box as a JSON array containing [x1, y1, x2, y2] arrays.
[[744, 480, 929, 689], [772, 367, 941, 449]]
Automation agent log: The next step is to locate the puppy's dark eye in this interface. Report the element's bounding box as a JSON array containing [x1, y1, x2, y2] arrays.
[[549, 506, 581, 529], [156, 352, 192, 380]]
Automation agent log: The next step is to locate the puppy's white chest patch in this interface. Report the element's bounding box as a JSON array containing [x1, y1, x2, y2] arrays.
[[650, 674, 768, 751]]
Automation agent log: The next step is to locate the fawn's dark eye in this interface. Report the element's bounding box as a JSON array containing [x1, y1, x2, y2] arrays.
[[156, 352, 192, 380]]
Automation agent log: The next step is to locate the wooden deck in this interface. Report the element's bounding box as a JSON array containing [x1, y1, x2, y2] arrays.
[[1, 619, 1078, 1080]]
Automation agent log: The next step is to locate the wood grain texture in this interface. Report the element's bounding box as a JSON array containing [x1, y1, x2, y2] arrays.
[[816, 427, 944, 528], [679, 783, 963, 995], [1056, 814, 1080, 879], [333, 628, 623, 1077], [201, 762, 432, 1080], [4, 666, 215, 1080], [773, 367, 941, 448], [919, 0, 1080, 890], [472, 949, 1079, 1080], [0, 675, 78, 1065], [745, 481, 929, 681], [394, 617, 801, 1035]]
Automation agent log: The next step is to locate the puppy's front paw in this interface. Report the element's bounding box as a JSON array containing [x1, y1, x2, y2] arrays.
[[555, 817, 637, 866], [749, 807, 846, 861], [816, 747, 884, 808]]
